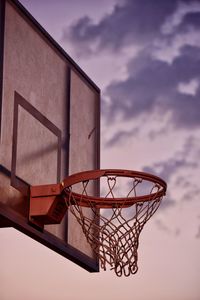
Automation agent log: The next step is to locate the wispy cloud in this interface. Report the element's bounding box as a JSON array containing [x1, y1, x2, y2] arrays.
[[105, 127, 139, 147], [155, 219, 170, 233], [143, 156, 196, 183], [182, 187, 200, 202], [154, 219, 182, 236], [142, 135, 200, 205]]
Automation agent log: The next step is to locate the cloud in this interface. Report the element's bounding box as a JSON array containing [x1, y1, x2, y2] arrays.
[[161, 1, 200, 35], [139, 134, 200, 210], [105, 45, 200, 128], [105, 127, 139, 147], [155, 219, 170, 233], [177, 11, 200, 33], [63, 0, 179, 54], [148, 127, 170, 140], [64, 0, 200, 132], [64, 0, 199, 58], [177, 78, 199, 96], [182, 187, 200, 202], [143, 135, 199, 183], [159, 196, 176, 211], [155, 219, 181, 236]]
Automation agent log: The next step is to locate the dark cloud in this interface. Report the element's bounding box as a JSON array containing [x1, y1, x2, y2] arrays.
[[179, 12, 200, 31], [64, 0, 200, 149], [105, 45, 200, 128], [63, 0, 178, 53], [63, 0, 200, 133], [162, 10, 200, 40], [105, 57, 171, 121], [64, 0, 198, 55], [64, 0, 200, 132], [181, 44, 200, 60]]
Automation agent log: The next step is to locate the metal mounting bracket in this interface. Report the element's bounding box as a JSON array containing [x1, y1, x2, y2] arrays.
[[29, 183, 67, 229]]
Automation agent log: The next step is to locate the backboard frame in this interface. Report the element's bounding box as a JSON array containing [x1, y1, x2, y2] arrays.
[[11, 91, 62, 196], [0, 0, 100, 272]]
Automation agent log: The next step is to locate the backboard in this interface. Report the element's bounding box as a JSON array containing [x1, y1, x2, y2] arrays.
[[0, 0, 100, 272]]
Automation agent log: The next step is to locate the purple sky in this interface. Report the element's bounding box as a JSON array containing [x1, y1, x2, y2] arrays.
[[1, 0, 200, 299]]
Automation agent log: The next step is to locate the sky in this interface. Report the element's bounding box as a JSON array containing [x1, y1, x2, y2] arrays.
[[0, 0, 200, 299]]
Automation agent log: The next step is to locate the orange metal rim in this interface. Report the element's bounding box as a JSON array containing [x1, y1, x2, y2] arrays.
[[62, 169, 167, 208]]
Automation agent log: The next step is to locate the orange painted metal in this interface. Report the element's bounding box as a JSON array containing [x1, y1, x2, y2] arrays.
[[29, 169, 167, 228], [29, 183, 65, 228]]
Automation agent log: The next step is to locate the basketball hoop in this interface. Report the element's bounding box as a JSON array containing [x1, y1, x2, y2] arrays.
[[61, 169, 167, 277]]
